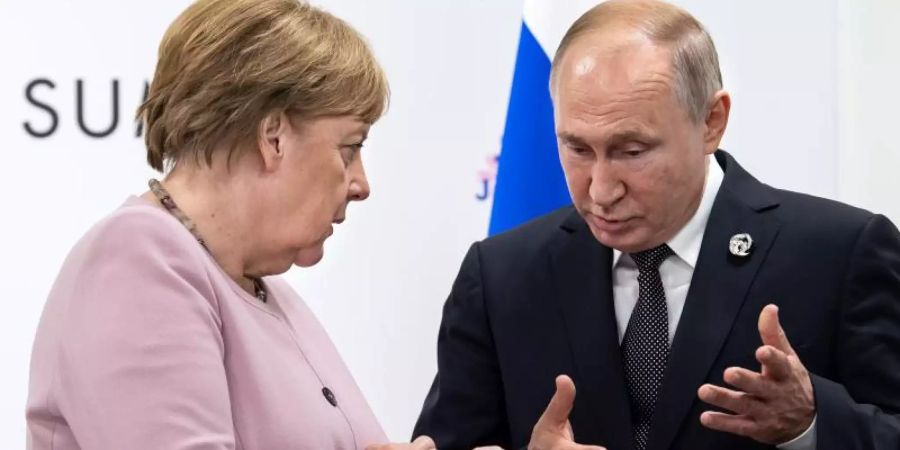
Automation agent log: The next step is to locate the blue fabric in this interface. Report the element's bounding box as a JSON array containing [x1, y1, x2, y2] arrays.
[[489, 22, 571, 236]]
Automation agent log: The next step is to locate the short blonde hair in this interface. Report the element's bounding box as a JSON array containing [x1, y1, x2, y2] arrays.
[[138, 0, 389, 171], [551, 0, 721, 123]]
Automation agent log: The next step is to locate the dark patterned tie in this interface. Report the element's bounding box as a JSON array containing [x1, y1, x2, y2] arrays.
[[621, 244, 674, 450]]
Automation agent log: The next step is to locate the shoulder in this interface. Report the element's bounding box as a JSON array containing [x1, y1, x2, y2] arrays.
[[73, 197, 208, 272], [41, 199, 226, 366], [89, 197, 201, 253], [719, 151, 877, 240], [479, 205, 571, 250], [772, 189, 900, 262], [462, 206, 575, 274], [769, 188, 876, 239], [52, 197, 217, 312], [725, 183, 899, 283]]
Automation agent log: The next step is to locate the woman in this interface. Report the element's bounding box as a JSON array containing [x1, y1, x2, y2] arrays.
[[26, 1, 434, 449]]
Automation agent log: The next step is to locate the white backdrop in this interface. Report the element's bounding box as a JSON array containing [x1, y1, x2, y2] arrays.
[[0, 1, 896, 448]]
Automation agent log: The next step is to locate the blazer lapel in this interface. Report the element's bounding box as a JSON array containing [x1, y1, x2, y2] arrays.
[[550, 211, 633, 450], [648, 151, 783, 450]]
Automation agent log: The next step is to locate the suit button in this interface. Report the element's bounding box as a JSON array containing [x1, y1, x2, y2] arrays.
[[322, 387, 338, 407]]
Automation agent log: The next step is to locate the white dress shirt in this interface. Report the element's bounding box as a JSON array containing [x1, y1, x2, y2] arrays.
[[610, 157, 816, 450]]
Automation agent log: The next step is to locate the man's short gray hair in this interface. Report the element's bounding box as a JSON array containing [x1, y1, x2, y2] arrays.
[[550, 0, 722, 123]]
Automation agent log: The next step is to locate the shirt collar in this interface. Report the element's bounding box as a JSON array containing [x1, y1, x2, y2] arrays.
[[612, 156, 724, 268]]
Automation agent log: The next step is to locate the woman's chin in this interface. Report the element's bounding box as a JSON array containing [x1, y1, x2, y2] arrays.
[[293, 245, 325, 268]]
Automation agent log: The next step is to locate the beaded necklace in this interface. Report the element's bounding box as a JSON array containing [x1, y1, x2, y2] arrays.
[[148, 179, 267, 302]]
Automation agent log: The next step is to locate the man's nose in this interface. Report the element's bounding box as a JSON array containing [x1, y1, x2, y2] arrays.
[[588, 160, 625, 209]]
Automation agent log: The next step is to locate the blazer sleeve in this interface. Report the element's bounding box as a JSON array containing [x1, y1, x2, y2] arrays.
[[814, 214, 900, 449], [54, 216, 237, 449], [413, 242, 514, 450]]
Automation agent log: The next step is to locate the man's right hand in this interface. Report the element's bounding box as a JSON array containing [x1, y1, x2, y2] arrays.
[[528, 375, 606, 450]]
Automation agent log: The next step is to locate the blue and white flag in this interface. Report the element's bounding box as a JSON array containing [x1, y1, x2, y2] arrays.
[[488, 0, 599, 236]]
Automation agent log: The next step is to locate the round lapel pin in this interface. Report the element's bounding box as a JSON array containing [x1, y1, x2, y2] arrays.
[[729, 233, 753, 257]]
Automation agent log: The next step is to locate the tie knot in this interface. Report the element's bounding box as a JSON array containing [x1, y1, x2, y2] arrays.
[[630, 244, 674, 272]]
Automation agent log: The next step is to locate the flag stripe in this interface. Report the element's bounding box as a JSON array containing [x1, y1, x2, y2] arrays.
[[488, 21, 571, 236]]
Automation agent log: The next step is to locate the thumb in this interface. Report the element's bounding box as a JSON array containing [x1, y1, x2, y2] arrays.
[[539, 375, 577, 428], [758, 304, 795, 355], [411, 435, 436, 449]]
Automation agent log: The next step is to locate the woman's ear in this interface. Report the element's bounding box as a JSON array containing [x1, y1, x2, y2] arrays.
[[258, 112, 286, 170]]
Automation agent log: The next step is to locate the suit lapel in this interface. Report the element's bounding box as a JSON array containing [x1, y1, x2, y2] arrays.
[[550, 212, 633, 450], [648, 152, 783, 450]]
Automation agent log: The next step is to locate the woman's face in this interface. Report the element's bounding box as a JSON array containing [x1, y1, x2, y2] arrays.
[[261, 114, 371, 269]]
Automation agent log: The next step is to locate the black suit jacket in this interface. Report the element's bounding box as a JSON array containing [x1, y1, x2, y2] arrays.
[[414, 151, 900, 450]]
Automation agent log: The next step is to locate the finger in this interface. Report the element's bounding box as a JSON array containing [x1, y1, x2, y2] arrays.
[[699, 411, 758, 438], [755, 345, 792, 381], [757, 304, 796, 356], [539, 374, 577, 428], [697, 384, 759, 415], [722, 366, 777, 399], [411, 435, 437, 449], [566, 442, 607, 450]]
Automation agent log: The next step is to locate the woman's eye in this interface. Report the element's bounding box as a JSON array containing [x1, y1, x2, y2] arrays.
[[340, 143, 363, 165]]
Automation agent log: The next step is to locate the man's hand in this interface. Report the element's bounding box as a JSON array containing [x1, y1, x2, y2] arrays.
[[366, 435, 436, 450], [528, 375, 606, 450], [698, 304, 815, 444]]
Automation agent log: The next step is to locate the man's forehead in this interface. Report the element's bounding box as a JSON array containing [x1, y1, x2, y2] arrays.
[[555, 69, 674, 118], [555, 29, 675, 93]]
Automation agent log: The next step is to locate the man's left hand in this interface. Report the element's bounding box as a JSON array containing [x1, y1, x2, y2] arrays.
[[697, 304, 816, 445]]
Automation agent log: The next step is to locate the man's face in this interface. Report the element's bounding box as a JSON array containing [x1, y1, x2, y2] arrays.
[[553, 31, 715, 253]]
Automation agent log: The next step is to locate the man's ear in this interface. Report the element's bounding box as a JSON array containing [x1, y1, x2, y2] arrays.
[[703, 90, 731, 155], [258, 111, 287, 170]]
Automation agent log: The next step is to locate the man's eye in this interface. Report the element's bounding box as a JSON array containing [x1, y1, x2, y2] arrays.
[[568, 145, 591, 155], [617, 145, 649, 158]]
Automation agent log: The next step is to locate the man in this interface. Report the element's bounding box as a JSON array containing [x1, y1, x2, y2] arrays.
[[413, 1, 900, 449]]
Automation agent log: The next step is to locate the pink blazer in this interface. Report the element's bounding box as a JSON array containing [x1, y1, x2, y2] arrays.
[[27, 197, 387, 449]]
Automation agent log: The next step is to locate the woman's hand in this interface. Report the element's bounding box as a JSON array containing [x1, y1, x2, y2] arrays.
[[366, 435, 437, 450]]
